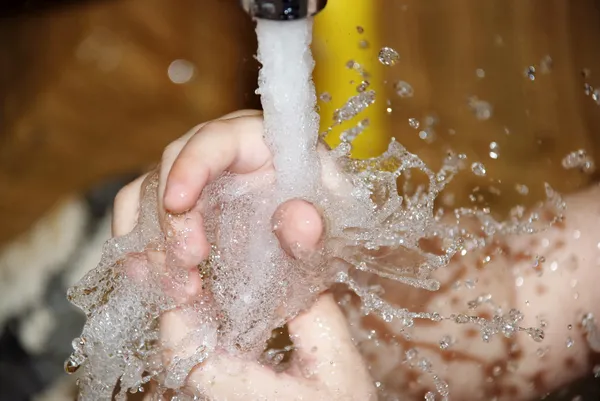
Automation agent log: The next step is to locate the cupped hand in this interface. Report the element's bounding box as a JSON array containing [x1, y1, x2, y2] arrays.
[[111, 110, 375, 400], [113, 110, 323, 267]]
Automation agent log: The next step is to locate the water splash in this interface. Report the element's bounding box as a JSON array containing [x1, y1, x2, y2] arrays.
[[66, 22, 566, 401]]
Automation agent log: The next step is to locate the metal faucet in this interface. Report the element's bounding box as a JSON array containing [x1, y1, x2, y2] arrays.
[[240, 0, 327, 20]]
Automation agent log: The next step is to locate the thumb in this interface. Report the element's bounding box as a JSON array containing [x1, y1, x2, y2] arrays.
[[288, 294, 375, 399], [272, 199, 324, 258]]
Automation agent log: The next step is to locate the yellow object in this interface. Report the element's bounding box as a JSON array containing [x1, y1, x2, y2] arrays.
[[313, 0, 389, 159]]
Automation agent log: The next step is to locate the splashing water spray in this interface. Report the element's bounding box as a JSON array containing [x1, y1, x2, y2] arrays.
[[65, 1, 572, 400]]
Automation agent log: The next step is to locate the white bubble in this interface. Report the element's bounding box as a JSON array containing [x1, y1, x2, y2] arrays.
[[468, 96, 493, 120], [395, 80, 414, 97], [168, 59, 195, 84]]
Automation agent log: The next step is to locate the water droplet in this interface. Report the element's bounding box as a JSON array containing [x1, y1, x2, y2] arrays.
[[515, 184, 529, 195], [405, 348, 418, 360], [408, 118, 420, 129], [468, 96, 493, 120], [455, 314, 470, 324], [382, 311, 393, 322], [562, 149, 595, 173], [64, 354, 84, 374], [319, 92, 332, 103], [356, 81, 370, 92], [476, 68, 486, 78], [168, 59, 195, 84], [358, 40, 370, 49], [439, 335, 453, 350], [419, 129, 436, 143], [489, 142, 500, 159], [593, 364, 600, 378], [471, 162, 487, 177], [540, 55, 553, 73], [425, 391, 436, 401], [395, 80, 414, 98], [593, 89, 600, 104], [525, 66, 536, 81], [332, 90, 376, 124], [464, 278, 476, 289], [356, 26, 364, 34], [529, 328, 545, 343], [340, 119, 370, 143], [378, 47, 400, 66], [433, 375, 450, 397], [566, 337, 575, 348], [346, 59, 360, 70]]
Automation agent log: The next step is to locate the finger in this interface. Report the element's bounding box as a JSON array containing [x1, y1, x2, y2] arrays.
[[112, 173, 148, 236], [272, 199, 324, 259], [158, 110, 263, 215], [159, 305, 326, 400], [220, 109, 263, 120], [187, 355, 328, 401], [160, 115, 270, 266], [288, 294, 375, 397], [163, 209, 210, 267], [163, 115, 269, 214], [157, 110, 263, 220]]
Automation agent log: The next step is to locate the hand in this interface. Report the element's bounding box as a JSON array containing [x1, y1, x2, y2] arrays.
[[113, 110, 323, 267], [111, 110, 376, 400]]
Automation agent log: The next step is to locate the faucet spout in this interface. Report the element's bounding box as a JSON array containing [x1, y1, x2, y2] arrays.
[[240, 0, 327, 20]]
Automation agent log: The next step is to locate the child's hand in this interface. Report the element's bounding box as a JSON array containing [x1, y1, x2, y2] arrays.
[[158, 293, 376, 401], [112, 110, 323, 266], [111, 110, 376, 400]]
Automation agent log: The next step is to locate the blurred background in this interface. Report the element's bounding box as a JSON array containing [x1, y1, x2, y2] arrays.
[[1, 0, 600, 400]]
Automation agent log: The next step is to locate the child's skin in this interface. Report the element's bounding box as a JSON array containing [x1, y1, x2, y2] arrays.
[[112, 110, 600, 400]]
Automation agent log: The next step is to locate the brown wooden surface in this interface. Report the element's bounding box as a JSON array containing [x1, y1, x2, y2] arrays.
[[1, 0, 600, 246], [0, 0, 260, 246]]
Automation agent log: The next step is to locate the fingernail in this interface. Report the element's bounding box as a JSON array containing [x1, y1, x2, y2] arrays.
[[165, 183, 190, 211]]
